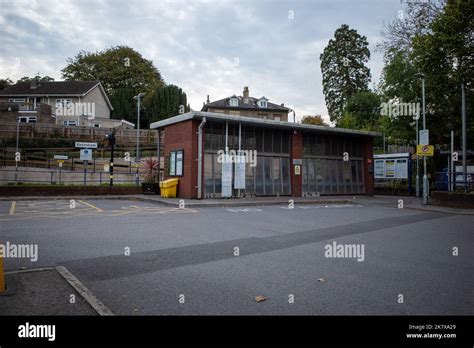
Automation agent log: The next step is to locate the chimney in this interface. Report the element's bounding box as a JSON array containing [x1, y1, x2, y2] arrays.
[[206, 95, 210, 103], [243, 86, 249, 103]]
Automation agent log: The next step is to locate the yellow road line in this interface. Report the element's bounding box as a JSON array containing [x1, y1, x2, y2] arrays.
[[78, 200, 104, 213], [9, 201, 16, 215]]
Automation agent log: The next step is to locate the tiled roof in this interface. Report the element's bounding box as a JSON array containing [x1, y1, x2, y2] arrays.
[[202, 96, 289, 112], [0, 81, 101, 95]]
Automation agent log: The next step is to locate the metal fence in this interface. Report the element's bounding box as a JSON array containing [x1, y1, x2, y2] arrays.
[[0, 167, 141, 186]]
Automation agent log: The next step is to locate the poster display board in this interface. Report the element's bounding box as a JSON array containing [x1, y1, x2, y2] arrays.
[[373, 153, 410, 180], [222, 154, 233, 197], [234, 155, 246, 189]]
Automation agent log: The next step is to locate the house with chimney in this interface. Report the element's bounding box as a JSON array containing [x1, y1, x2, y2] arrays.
[[0, 80, 134, 129], [201, 86, 290, 121]]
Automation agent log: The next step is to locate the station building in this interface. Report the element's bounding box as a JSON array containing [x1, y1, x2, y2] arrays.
[[150, 111, 379, 199]]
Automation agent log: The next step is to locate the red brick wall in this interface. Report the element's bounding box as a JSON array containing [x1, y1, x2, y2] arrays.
[[163, 120, 200, 199], [290, 131, 303, 197], [363, 137, 374, 196]]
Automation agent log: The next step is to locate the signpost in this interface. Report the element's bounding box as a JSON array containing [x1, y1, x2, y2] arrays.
[[80, 148, 93, 185]]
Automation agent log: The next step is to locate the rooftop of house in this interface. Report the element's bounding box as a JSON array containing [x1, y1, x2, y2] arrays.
[[201, 86, 290, 112], [0, 80, 102, 96]]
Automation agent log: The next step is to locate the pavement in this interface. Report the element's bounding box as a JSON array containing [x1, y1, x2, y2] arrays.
[[0, 197, 472, 315], [0, 268, 100, 315]]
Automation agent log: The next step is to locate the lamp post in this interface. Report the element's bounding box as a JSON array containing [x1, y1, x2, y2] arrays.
[[133, 92, 145, 185], [416, 73, 429, 205], [15, 117, 20, 183], [415, 109, 420, 197]]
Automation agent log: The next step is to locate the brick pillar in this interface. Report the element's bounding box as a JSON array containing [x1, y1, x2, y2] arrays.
[[290, 131, 303, 197], [363, 137, 374, 196]]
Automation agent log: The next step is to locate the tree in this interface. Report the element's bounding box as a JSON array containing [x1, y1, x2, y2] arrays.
[[301, 115, 328, 126], [320, 24, 371, 124], [16, 76, 55, 83], [0, 78, 13, 90], [343, 91, 381, 129], [377, 0, 446, 61], [145, 84, 190, 124], [61, 45, 165, 124], [61, 46, 163, 93]]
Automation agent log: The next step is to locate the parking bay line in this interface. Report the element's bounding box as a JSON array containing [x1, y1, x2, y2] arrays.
[[78, 200, 104, 213], [9, 201, 16, 215]]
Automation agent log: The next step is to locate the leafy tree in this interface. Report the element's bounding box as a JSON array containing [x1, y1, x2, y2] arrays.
[[145, 84, 190, 124], [61, 45, 164, 124], [61, 46, 163, 94], [320, 24, 371, 124], [301, 115, 328, 126], [0, 77, 13, 90], [16, 76, 55, 83], [343, 90, 381, 129]]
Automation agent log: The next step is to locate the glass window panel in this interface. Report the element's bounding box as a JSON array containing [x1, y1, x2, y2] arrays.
[[264, 129, 272, 153], [302, 159, 308, 193], [357, 160, 365, 193], [315, 159, 322, 194], [308, 159, 316, 192], [245, 162, 255, 195], [273, 130, 282, 153], [264, 157, 273, 194], [255, 157, 264, 195], [204, 153, 213, 196], [272, 157, 281, 194], [214, 154, 222, 195], [315, 136, 322, 156], [281, 157, 290, 195], [282, 132, 290, 154], [256, 128, 264, 152]]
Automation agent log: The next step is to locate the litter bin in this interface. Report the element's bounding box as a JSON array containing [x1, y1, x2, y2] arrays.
[[159, 178, 179, 198]]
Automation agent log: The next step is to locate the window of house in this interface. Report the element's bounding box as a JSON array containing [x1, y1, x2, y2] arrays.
[[9, 98, 26, 103], [56, 99, 73, 108], [273, 115, 281, 121], [63, 120, 77, 126], [93, 123, 101, 128], [229, 98, 238, 107], [258, 99, 268, 108], [18, 116, 36, 123]]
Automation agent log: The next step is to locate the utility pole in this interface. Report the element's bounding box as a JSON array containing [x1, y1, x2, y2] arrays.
[[15, 118, 20, 183], [421, 76, 429, 205], [461, 82, 467, 193], [416, 111, 420, 197], [134, 93, 145, 186]]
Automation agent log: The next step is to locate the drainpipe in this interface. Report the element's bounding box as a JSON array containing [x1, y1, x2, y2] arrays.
[[197, 117, 206, 199]]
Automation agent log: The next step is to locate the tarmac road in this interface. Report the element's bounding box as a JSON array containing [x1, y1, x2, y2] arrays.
[[1, 198, 472, 315]]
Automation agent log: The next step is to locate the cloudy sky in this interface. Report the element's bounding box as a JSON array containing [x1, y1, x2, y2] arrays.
[[0, 0, 403, 122]]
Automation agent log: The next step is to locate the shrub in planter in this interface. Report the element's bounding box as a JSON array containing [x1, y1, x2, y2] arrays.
[[140, 157, 159, 194]]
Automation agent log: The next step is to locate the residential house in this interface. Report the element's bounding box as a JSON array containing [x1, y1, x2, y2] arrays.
[[201, 86, 290, 121], [0, 80, 134, 129]]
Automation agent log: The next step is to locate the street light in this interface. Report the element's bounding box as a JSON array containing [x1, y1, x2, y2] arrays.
[[416, 73, 429, 205], [15, 117, 20, 183], [133, 92, 145, 185]]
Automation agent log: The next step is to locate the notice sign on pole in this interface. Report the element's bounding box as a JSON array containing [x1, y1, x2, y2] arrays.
[[419, 130, 429, 145], [80, 149, 93, 161], [416, 144, 434, 156]]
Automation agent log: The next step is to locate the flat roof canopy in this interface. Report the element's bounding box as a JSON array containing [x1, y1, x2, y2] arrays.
[[150, 111, 381, 138]]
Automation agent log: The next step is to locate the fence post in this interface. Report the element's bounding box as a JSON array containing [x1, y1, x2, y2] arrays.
[[93, 158, 96, 173], [72, 156, 74, 171], [50, 171, 54, 185], [48, 151, 51, 169], [100, 172, 102, 185]]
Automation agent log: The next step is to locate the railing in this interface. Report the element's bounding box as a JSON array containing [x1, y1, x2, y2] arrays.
[[0, 167, 141, 185], [434, 171, 473, 192], [0, 122, 157, 145]]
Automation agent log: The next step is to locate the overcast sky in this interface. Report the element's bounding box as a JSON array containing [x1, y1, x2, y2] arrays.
[[0, 0, 403, 122]]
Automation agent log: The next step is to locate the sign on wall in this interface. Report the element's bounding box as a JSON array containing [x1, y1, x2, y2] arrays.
[[169, 149, 184, 176], [222, 154, 233, 197], [234, 155, 246, 189]]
